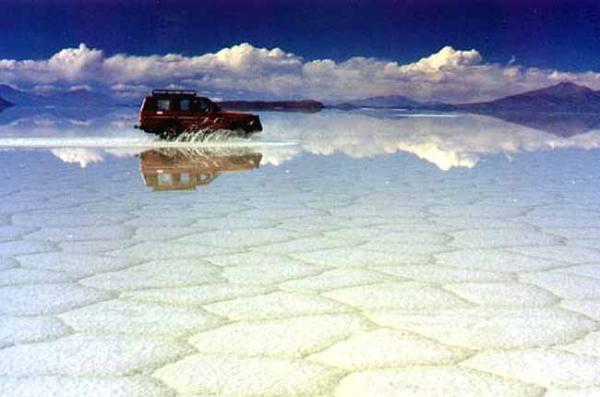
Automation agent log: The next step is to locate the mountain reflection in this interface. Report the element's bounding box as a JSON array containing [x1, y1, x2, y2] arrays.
[[477, 112, 600, 137], [139, 148, 262, 191]]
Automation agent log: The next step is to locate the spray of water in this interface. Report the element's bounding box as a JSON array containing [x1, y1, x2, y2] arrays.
[[172, 129, 250, 143]]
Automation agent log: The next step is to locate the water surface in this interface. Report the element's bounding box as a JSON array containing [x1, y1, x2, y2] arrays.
[[1, 108, 600, 396]]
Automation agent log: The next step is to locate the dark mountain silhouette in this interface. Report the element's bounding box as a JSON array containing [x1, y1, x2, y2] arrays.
[[332, 95, 422, 109], [0, 85, 118, 107], [326, 82, 600, 137], [0, 85, 55, 107], [440, 82, 600, 137], [218, 99, 324, 113], [0, 95, 11, 110], [330, 82, 600, 114], [453, 82, 600, 113], [0, 105, 118, 126], [50, 88, 115, 107]]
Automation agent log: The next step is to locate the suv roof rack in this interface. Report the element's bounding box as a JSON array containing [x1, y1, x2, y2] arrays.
[[152, 89, 197, 96]]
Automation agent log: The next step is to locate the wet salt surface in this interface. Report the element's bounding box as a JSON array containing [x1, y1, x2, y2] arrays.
[[0, 109, 600, 396]]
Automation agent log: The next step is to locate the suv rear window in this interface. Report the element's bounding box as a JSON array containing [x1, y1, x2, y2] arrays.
[[157, 99, 170, 111]]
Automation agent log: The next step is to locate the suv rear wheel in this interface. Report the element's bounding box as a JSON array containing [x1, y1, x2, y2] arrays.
[[159, 123, 182, 140]]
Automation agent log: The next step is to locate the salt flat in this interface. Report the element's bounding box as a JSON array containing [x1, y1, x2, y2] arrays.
[[0, 110, 599, 396]]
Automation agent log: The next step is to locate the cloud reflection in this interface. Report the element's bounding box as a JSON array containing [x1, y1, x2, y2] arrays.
[[2, 108, 600, 171], [50, 147, 104, 168], [259, 111, 600, 170]]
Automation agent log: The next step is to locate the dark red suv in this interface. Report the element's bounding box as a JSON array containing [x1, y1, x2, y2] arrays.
[[137, 90, 262, 138]]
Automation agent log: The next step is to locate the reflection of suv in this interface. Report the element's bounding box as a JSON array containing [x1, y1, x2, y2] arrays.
[[137, 90, 262, 139], [139, 148, 262, 190]]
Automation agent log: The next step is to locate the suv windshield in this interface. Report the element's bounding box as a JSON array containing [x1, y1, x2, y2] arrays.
[[196, 98, 212, 112]]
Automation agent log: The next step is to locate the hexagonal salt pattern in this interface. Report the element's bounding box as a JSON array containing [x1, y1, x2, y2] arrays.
[[335, 367, 542, 396], [0, 334, 190, 376], [0, 376, 172, 397], [2, 117, 600, 397], [153, 354, 342, 396], [463, 349, 600, 388], [308, 329, 468, 369]]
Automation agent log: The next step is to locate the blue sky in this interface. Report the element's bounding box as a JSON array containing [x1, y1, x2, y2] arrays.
[[2, 0, 600, 70], [1, 0, 599, 101]]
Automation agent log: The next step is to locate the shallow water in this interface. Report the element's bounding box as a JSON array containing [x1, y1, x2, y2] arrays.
[[1, 108, 600, 396]]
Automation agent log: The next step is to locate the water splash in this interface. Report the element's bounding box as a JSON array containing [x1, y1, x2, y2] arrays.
[[0, 136, 296, 149], [172, 129, 250, 143]]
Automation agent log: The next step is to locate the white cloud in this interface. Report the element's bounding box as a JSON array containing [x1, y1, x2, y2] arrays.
[[1, 43, 600, 102], [47, 44, 104, 80], [400, 46, 482, 73], [0, 44, 103, 84]]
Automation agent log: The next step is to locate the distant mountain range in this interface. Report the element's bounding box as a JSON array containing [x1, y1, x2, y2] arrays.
[[0, 87, 13, 109], [332, 95, 421, 109], [217, 99, 324, 113], [0, 85, 324, 113], [331, 82, 600, 114], [452, 82, 600, 113], [0, 85, 118, 108], [0, 96, 11, 110], [1, 82, 600, 116]]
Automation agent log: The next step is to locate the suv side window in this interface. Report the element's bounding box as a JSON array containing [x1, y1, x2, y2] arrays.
[[180, 99, 191, 111], [157, 99, 170, 111]]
